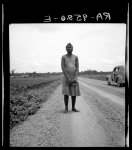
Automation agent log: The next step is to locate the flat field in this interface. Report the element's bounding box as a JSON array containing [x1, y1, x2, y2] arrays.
[[79, 74, 108, 81]]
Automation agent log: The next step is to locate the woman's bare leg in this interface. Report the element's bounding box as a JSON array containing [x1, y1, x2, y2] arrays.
[[71, 96, 79, 112], [71, 96, 76, 109], [64, 95, 69, 112]]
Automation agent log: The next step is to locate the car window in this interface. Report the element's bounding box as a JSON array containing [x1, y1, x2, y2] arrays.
[[113, 66, 125, 74], [113, 67, 116, 72], [115, 67, 118, 72]]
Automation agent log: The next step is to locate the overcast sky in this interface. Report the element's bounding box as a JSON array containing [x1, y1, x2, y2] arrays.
[[9, 23, 126, 73]]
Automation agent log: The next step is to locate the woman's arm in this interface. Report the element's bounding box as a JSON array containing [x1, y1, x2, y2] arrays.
[[75, 56, 79, 77], [61, 56, 70, 79]]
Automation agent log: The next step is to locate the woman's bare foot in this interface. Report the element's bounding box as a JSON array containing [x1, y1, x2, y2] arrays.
[[63, 109, 68, 113], [72, 108, 80, 112]]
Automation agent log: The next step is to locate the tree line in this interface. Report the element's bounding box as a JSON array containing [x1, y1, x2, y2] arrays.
[[78, 69, 112, 75], [10, 69, 112, 76]]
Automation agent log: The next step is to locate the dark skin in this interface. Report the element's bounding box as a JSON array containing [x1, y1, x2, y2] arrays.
[[62, 44, 79, 113], [63, 45, 78, 80]]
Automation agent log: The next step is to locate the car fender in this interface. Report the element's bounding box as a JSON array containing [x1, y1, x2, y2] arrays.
[[106, 75, 112, 82], [116, 75, 123, 83]]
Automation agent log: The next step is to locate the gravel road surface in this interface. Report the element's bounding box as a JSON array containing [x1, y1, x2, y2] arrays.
[[10, 77, 125, 147]]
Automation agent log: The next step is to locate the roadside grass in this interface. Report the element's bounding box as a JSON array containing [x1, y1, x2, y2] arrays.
[[10, 76, 62, 129]]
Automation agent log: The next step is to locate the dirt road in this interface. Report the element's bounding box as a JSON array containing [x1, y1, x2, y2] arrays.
[[10, 77, 125, 147]]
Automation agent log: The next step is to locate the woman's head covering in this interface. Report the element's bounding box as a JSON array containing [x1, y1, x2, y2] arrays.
[[66, 43, 73, 49]]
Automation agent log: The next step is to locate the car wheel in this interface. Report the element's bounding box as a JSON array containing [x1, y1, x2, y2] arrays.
[[117, 79, 121, 87]]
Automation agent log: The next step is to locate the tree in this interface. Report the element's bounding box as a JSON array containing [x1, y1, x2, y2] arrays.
[[11, 69, 15, 75]]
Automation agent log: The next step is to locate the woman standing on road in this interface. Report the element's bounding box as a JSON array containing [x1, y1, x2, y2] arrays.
[[61, 43, 81, 113]]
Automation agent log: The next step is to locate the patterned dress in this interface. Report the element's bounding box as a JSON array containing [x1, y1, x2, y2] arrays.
[[61, 54, 81, 96]]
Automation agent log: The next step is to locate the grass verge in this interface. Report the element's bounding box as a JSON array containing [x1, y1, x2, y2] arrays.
[[10, 76, 62, 129]]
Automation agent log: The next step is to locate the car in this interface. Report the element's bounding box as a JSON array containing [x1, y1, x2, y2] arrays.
[[22, 75, 29, 78], [106, 65, 125, 87]]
